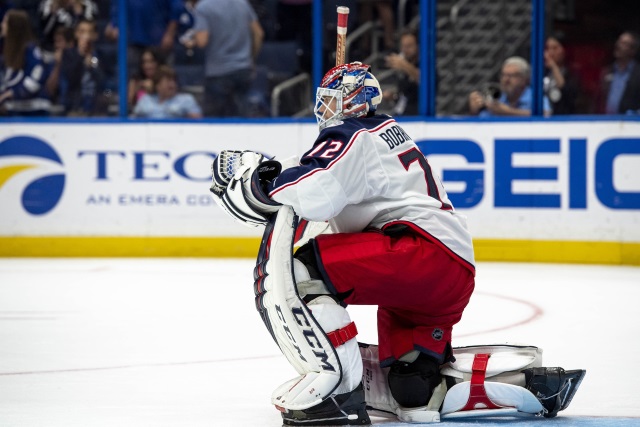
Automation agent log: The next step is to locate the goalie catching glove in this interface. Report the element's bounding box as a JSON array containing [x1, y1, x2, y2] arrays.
[[210, 150, 282, 227]]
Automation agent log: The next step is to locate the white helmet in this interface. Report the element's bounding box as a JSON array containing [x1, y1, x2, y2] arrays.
[[314, 62, 383, 130]]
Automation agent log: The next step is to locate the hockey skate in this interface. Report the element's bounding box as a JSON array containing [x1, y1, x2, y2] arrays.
[[522, 367, 586, 418], [280, 382, 371, 426]]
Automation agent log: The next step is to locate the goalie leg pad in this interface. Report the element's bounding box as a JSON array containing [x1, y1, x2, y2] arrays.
[[292, 258, 362, 394], [440, 346, 546, 419], [441, 381, 544, 417], [306, 295, 362, 395], [277, 298, 369, 426], [257, 206, 362, 412]]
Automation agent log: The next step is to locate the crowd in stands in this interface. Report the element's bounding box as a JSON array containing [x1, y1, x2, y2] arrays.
[[1, 0, 115, 117], [0, 0, 639, 118], [467, 32, 640, 117]]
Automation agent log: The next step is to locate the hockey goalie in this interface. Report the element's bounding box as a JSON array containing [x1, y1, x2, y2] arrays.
[[209, 62, 585, 425]]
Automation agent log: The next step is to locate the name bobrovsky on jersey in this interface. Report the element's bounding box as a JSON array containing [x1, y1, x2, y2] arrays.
[[379, 124, 413, 150]]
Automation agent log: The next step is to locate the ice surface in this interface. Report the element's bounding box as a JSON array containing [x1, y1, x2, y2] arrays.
[[1, 259, 639, 426]]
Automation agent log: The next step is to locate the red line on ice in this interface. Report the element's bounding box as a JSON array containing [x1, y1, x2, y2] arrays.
[[455, 290, 544, 338]]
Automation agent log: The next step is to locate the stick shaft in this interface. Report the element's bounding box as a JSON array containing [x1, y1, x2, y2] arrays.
[[336, 6, 349, 66]]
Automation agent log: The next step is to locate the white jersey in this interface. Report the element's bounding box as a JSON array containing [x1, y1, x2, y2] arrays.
[[266, 115, 475, 270]]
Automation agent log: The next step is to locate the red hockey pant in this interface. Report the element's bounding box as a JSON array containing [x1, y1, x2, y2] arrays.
[[314, 230, 475, 367]]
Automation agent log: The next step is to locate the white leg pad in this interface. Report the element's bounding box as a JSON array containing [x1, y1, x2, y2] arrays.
[[272, 372, 341, 411], [442, 382, 543, 417], [306, 296, 362, 395], [440, 345, 544, 419], [270, 296, 362, 410], [258, 206, 344, 411]]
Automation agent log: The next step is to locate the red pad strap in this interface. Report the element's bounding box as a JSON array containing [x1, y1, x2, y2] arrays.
[[460, 353, 506, 411], [326, 321, 357, 348], [294, 219, 309, 244]]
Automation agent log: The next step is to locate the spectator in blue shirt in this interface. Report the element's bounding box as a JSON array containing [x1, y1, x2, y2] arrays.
[[132, 65, 202, 118], [0, 9, 52, 116], [597, 31, 640, 115], [469, 56, 552, 117]]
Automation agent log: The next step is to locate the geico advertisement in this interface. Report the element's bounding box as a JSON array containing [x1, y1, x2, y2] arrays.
[[404, 121, 640, 242], [0, 121, 638, 241]]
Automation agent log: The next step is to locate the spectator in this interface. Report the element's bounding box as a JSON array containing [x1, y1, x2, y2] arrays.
[[38, 0, 98, 55], [468, 56, 552, 117], [104, 0, 183, 74], [128, 47, 165, 110], [0, 1, 14, 62], [45, 25, 75, 109], [384, 29, 419, 115], [47, 18, 106, 116], [190, 0, 263, 117], [52, 24, 74, 52], [596, 31, 640, 114], [544, 34, 580, 115], [0, 9, 52, 116], [132, 65, 202, 118]]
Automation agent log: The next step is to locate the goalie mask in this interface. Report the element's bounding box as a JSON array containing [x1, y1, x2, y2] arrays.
[[314, 62, 382, 130]]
